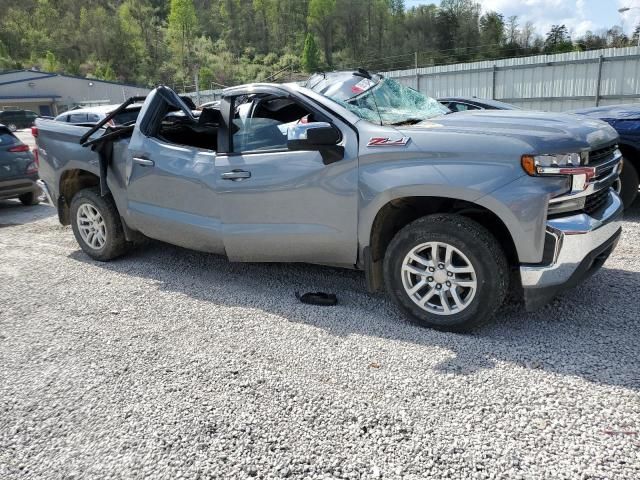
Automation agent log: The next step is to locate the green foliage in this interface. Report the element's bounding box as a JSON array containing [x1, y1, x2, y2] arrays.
[[168, 0, 198, 70], [544, 25, 573, 53], [44, 51, 59, 72], [0, 0, 635, 88], [302, 33, 321, 73], [308, 0, 336, 66], [94, 63, 116, 81]]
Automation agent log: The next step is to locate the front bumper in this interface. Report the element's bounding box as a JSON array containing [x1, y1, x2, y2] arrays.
[[520, 190, 623, 310]]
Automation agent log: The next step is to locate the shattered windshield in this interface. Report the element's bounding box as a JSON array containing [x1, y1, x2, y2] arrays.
[[326, 77, 449, 125]]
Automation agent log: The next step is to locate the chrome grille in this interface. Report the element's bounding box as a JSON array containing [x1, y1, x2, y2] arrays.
[[589, 143, 619, 182], [584, 187, 611, 215], [588, 143, 617, 164]]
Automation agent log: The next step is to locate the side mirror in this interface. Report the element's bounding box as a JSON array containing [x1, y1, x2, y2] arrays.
[[287, 122, 341, 150], [287, 122, 344, 164]]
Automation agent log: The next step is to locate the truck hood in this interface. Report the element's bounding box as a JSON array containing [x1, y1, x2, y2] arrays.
[[571, 104, 640, 121], [410, 110, 618, 152]]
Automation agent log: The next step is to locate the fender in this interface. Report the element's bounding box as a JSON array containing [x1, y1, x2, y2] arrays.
[[358, 161, 568, 265]]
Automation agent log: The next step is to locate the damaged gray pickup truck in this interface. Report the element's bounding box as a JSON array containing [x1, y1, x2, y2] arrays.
[[35, 70, 623, 331]]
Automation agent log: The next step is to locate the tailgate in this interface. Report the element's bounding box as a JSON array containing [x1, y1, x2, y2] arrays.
[[36, 118, 101, 166]]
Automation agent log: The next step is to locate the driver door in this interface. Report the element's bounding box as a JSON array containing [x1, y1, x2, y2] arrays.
[[215, 89, 359, 266]]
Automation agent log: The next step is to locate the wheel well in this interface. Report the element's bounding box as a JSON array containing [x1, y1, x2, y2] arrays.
[[57, 169, 100, 225], [365, 196, 518, 291]]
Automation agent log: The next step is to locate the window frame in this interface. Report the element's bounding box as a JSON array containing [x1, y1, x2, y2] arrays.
[[450, 101, 483, 112], [68, 113, 89, 123], [0, 128, 18, 146], [226, 90, 333, 156]]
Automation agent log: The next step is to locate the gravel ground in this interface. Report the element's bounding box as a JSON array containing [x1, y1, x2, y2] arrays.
[[1, 199, 639, 479]]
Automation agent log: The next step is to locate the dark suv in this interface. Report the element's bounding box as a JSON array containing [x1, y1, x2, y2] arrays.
[[0, 110, 38, 132], [0, 124, 39, 205]]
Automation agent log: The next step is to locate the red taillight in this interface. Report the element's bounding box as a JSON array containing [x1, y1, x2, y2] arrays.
[[8, 144, 30, 153], [33, 147, 39, 166], [26, 161, 38, 174], [31, 126, 38, 137]]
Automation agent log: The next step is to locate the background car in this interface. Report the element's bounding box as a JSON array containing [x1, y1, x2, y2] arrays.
[[54, 104, 140, 126], [438, 96, 520, 112], [55, 96, 196, 126], [0, 124, 40, 205], [572, 104, 640, 208], [0, 109, 39, 132]]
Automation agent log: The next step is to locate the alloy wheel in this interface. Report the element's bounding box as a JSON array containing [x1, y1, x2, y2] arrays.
[[76, 203, 107, 250], [400, 241, 477, 315]]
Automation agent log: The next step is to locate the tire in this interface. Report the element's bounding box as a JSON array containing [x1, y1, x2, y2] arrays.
[[383, 214, 509, 332], [7, 123, 17, 132], [70, 187, 131, 261], [617, 157, 639, 209], [18, 192, 40, 206]]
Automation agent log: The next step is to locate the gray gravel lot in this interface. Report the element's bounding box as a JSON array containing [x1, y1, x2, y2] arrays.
[[1, 199, 639, 479]]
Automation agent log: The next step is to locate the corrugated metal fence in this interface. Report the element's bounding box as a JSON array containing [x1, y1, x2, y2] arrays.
[[385, 47, 640, 111]]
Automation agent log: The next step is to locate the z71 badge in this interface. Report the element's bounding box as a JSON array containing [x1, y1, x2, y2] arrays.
[[367, 137, 410, 147]]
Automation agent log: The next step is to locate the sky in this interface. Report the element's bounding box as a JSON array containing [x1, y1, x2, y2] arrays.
[[404, 0, 640, 38]]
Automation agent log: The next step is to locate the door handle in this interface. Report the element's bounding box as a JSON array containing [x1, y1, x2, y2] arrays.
[[221, 169, 251, 180], [133, 157, 154, 167]]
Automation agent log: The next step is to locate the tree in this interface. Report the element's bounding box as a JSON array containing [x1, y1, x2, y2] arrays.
[[606, 26, 628, 48], [0, 0, 634, 88], [479, 12, 504, 58], [575, 30, 607, 51], [544, 24, 573, 53], [506, 16, 519, 45], [44, 51, 58, 72], [519, 21, 536, 49], [168, 0, 198, 70], [308, 0, 336, 67], [301, 33, 320, 73]]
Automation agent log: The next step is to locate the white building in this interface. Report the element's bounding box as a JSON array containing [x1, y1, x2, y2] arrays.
[[0, 69, 150, 116]]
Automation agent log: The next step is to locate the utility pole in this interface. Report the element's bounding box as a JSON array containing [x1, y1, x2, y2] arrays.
[[194, 63, 200, 106], [414, 52, 419, 90]]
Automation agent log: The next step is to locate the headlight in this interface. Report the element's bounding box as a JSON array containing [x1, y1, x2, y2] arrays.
[[521, 152, 588, 175]]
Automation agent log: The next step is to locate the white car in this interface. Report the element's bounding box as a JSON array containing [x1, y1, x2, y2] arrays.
[[54, 104, 140, 126]]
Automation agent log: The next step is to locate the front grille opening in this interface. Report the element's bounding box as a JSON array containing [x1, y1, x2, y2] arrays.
[[588, 143, 617, 164], [548, 187, 612, 218], [583, 187, 610, 215]]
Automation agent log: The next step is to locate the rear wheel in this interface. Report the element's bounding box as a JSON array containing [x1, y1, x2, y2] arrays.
[[7, 123, 17, 132], [383, 214, 509, 332], [18, 192, 40, 206], [70, 187, 130, 261]]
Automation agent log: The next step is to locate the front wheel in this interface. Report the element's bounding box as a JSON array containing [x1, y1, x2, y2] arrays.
[[7, 123, 17, 132], [383, 214, 509, 332], [70, 187, 131, 261], [615, 157, 638, 209]]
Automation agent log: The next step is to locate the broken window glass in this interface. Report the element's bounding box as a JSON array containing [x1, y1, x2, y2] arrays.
[[321, 76, 449, 126]]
